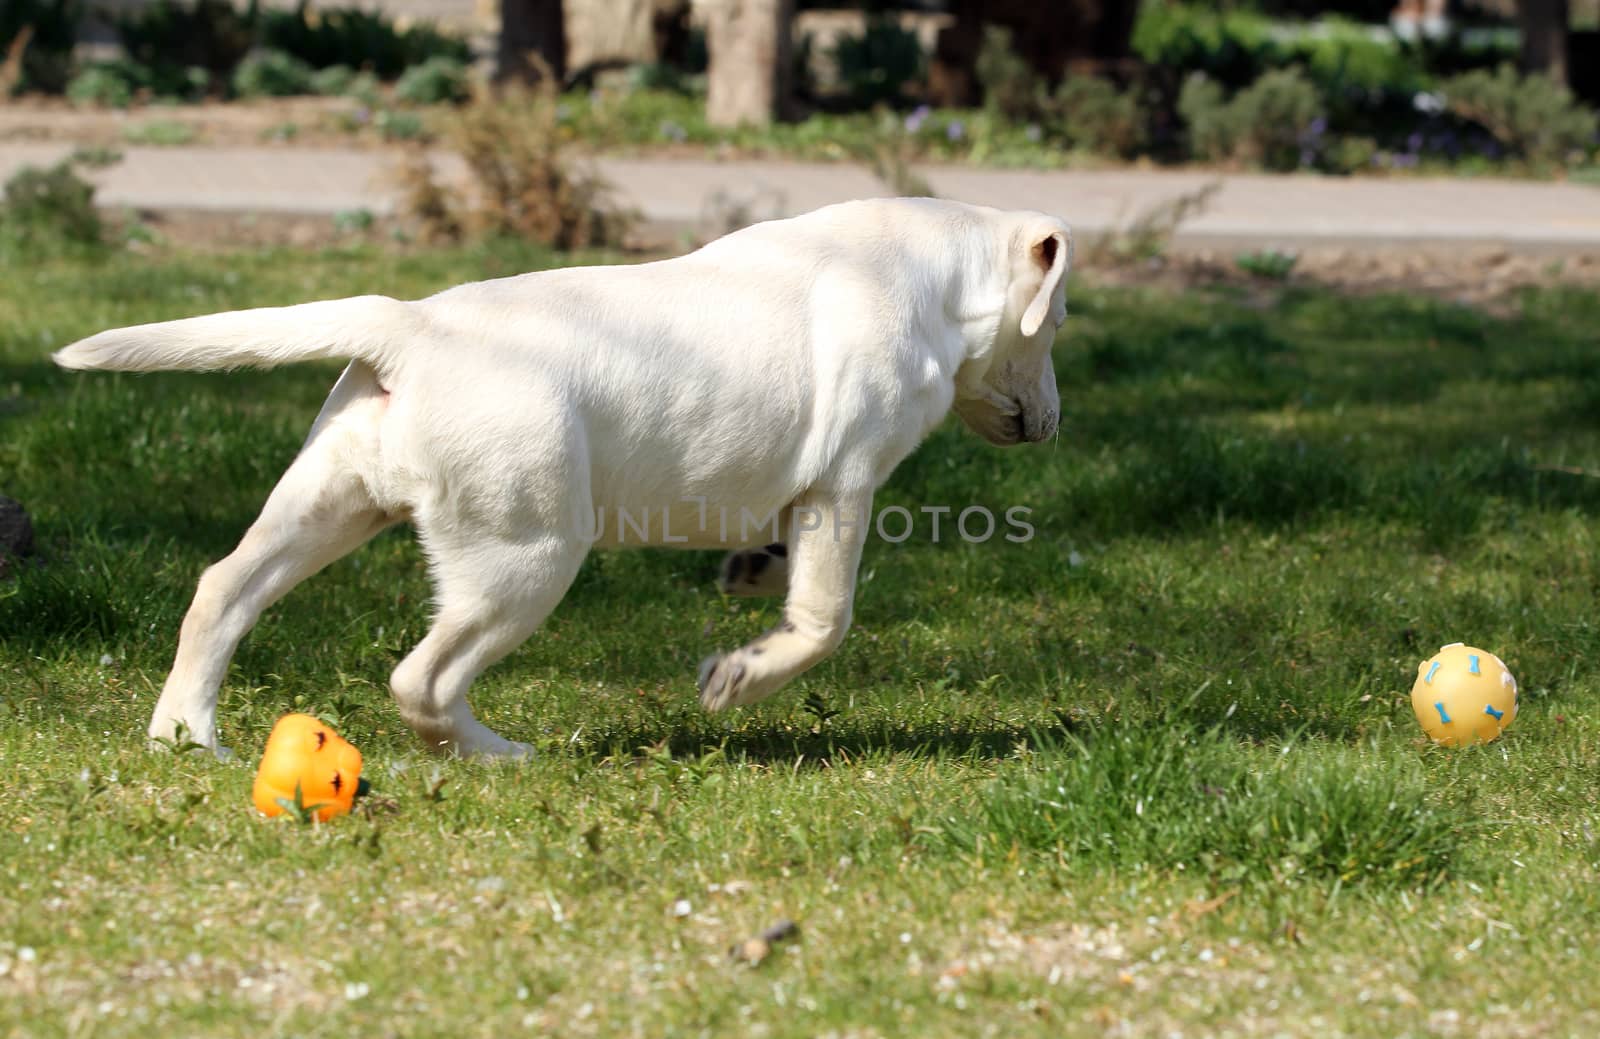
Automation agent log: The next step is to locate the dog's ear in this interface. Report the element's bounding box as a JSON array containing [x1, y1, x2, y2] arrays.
[[1019, 226, 1072, 338]]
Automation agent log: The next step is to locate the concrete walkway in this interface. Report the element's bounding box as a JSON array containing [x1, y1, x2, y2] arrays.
[[2, 141, 1598, 252]]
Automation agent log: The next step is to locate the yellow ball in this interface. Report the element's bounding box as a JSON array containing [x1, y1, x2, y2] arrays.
[[1410, 643, 1518, 746]]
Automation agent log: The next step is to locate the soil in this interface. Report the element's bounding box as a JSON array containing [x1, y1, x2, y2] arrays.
[[1093, 247, 1600, 316], [0, 95, 400, 149]]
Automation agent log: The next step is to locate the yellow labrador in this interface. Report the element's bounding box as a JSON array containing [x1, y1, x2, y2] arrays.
[[55, 198, 1072, 757]]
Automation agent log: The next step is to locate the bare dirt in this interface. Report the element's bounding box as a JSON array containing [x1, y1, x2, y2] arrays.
[[1095, 246, 1600, 315], [0, 95, 399, 149]]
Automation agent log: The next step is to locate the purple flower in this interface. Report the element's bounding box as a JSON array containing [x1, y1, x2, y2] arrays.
[[904, 104, 931, 134], [1306, 117, 1328, 138], [1406, 131, 1424, 154], [946, 120, 965, 142]]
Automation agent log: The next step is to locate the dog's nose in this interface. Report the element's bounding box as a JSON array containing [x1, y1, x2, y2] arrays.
[[1023, 409, 1058, 443]]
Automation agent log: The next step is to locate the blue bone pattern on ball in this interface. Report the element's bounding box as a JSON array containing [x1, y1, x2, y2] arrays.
[[1425, 661, 1442, 684], [1468, 655, 1481, 675], [1434, 702, 1451, 723], [1484, 704, 1504, 720]]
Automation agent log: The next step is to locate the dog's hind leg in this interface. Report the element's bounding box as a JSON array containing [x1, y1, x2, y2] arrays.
[[698, 488, 870, 711], [148, 364, 396, 756], [390, 531, 588, 758], [717, 542, 789, 597]]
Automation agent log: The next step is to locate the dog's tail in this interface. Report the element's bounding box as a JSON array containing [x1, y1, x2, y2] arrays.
[[53, 295, 417, 374]]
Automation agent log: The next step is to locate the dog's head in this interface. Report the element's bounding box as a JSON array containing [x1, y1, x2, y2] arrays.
[[953, 213, 1073, 447]]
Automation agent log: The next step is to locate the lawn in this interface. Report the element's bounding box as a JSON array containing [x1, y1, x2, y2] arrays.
[[2, 243, 1599, 1037]]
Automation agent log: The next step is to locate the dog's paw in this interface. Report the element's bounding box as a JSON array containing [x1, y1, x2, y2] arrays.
[[147, 718, 227, 759], [717, 544, 788, 598], [445, 732, 536, 761], [147, 737, 234, 762], [698, 650, 787, 711], [698, 652, 749, 712]]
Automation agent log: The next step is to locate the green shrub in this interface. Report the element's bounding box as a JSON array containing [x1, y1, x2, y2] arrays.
[[394, 55, 469, 105], [626, 61, 698, 95], [346, 69, 382, 106], [1230, 68, 1324, 168], [1179, 68, 1323, 170], [1047, 76, 1147, 157], [67, 57, 210, 104], [1, 0, 82, 94], [1176, 72, 1231, 160], [974, 24, 1039, 121], [308, 63, 357, 96], [122, 120, 199, 146], [114, 0, 258, 94], [1298, 16, 1423, 97], [0, 149, 119, 254], [1442, 64, 1598, 165], [1133, 2, 1280, 90], [1235, 248, 1298, 280], [66, 64, 136, 109], [261, 4, 471, 80], [232, 49, 316, 97], [831, 15, 923, 108], [1324, 133, 1378, 173], [375, 109, 425, 141]]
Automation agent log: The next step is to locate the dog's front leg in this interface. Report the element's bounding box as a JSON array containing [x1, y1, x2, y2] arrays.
[[698, 488, 870, 711]]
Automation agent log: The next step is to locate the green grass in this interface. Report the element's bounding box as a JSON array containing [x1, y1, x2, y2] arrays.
[[121, 120, 200, 147], [3, 244, 1600, 1036]]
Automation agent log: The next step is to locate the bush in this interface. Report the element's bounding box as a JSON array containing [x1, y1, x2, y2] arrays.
[[1229, 68, 1325, 168], [231, 49, 316, 97], [1133, 2, 1281, 90], [308, 63, 357, 96], [975, 25, 1039, 121], [1047, 76, 1147, 157], [1, 0, 82, 94], [831, 15, 923, 108], [1442, 64, 1598, 165], [1180, 68, 1323, 170], [1133, 3, 1457, 145], [394, 56, 470, 105], [261, 4, 471, 80], [375, 109, 426, 141], [0, 149, 119, 254], [396, 78, 633, 250], [114, 0, 257, 95], [69, 57, 209, 103], [1177, 73, 1232, 160], [66, 64, 136, 109]]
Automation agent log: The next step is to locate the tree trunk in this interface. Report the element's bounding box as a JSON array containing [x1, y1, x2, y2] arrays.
[[499, 0, 567, 82], [701, 0, 793, 128], [1518, 0, 1569, 86]]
